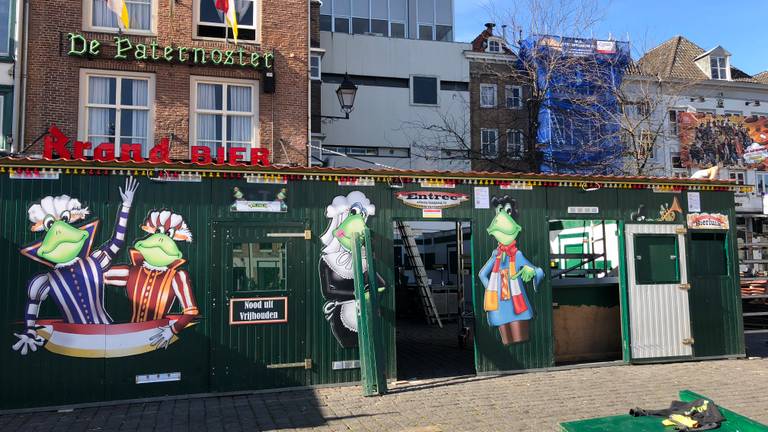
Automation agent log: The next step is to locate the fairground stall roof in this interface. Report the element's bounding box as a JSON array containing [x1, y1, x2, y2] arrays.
[[0, 156, 750, 193]]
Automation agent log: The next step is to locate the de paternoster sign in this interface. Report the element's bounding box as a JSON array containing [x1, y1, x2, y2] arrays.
[[67, 33, 273, 70]]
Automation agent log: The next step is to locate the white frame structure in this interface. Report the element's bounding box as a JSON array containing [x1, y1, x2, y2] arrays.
[[82, 0, 158, 35], [77, 69, 156, 156], [479, 84, 497, 108], [189, 75, 260, 161], [480, 128, 498, 157], [193, 0, 261, 44], [505, 85, 522, 109]]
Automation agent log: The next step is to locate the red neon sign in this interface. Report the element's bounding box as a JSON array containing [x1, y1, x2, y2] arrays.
[[42, 124, 270, 167]]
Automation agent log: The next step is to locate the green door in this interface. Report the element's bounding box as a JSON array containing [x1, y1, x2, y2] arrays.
[[211, 222, 309, 391]]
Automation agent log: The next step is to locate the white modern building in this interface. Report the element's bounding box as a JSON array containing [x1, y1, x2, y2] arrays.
[[312, 0, 470, 170], [0, 0, 20, 153]]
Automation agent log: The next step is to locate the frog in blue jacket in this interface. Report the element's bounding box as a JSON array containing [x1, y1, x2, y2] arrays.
[[479, 195, 543, 345]]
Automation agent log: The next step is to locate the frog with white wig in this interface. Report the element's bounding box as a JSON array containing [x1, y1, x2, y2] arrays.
[[318, 191, 383, 348]]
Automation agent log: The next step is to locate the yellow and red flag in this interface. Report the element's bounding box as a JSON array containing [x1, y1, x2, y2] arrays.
[[215, 0, 239, 43]]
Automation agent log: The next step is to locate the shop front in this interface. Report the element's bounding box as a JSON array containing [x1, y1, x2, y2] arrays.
[[0, 157, 747, 410]]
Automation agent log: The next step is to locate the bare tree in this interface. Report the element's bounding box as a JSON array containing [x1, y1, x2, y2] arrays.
[[408, 0, 696, 175]]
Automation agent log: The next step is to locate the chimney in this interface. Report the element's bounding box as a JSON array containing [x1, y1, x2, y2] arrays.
[[501, 24, 507, 42], [484, 22, 495, 35]]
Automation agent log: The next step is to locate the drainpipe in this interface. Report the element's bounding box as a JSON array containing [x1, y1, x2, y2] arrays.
[[13, 0, 28, 153]]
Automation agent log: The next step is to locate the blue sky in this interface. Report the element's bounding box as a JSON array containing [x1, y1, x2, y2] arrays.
[[454, 0, 768, 75]]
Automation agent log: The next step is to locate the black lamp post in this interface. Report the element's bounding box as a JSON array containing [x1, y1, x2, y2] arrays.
[[322, 73, 358, 120]]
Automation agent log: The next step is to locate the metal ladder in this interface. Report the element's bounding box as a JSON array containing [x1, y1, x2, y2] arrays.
[[395, 221, 443, 328]]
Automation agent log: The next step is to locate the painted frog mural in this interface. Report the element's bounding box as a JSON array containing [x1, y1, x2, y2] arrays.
[[479, 195, 544, 345], [104, 210, 199, 350], [319, 191, 384, 348], [12, 177, 138, 356]]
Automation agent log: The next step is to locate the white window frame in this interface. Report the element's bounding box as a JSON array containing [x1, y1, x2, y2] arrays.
[[193, 0, 261, 44], [710, 56, 727, 80], [77, 69, 156, 157], [487, 38, 501, 53], [505, 85, 522, 109], [310, 53, 322, 80], [410, 75, 439, 106], [82, 0, 158, 35], [189, 76, 260, 161], [506, 129, 524, 159], [480, 128, 498, 157], [479, 84, 497, 108], [0, 94, 5, 151], [729, 170, 746, 185], [668, 108, 684, 135], [756, 172, 768, 194]]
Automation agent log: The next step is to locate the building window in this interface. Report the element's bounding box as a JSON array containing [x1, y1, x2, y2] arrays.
[[190, 77, 258, 161], [505, 85, 522, 109], [671, 151, 682, 169], [84, 0, 155, 33], [724, 110, 742, 117], [487, 39, 500, 53], [481, 128, 498, 157], [78, 70, 154, 156], [390, 22, 405, 38], [668, 109, 683, 135], [310, 53, 322, 80], [756, 172, 768, 194], [710, 57, 727, 80], [506, 130, 524, 159], [729, 170, 745, 185], [232, 242, 287, 291], [195, 0, 258, 43], [0, 0, 11, 56], [480, 84, 497, 108], [411, 76, 438, 105]]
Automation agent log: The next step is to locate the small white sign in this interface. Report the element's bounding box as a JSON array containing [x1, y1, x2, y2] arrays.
[[567, 206, 599, 214], [763, 195, 768, 215], [230, 200, 286, 213], [423, 208, 443, 218], [687, 192, 701, 212], [474, 187, 490, 209], [136, 372, 181, 384]]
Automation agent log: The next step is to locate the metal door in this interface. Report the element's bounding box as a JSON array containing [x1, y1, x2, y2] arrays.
[[625, 224, 693, 359], [211, 223, 309, 391]]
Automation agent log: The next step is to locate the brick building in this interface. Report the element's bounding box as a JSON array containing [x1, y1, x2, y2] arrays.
[[19, 0, 309, 165], [466, 23, 532, 172]]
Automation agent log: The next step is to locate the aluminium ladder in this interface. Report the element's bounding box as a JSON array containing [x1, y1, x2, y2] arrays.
[[395, 221, 443, 328]]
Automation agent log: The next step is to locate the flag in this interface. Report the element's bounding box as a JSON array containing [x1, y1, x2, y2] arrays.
[[106, 0, 130, 29], [215, 0, 239, 43]]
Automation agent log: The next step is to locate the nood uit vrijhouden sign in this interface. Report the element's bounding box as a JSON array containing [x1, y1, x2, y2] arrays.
[[67, 33, 274, 70]]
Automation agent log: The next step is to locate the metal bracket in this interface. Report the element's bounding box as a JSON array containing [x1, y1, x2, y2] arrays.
[[682, 337, 695, 345], [266, 359, 313, 369], [675, 227, 687, 234], [678, 283, 691, 291], [266, 230, 312, 240]]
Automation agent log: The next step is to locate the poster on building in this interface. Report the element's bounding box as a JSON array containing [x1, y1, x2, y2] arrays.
[[678, 113, 768, 168]]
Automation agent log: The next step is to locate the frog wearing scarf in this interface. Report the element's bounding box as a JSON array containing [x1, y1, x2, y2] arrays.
[[479, 195, 543, 345]]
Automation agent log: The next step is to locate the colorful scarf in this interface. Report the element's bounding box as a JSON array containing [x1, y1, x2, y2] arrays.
[[491, 241, 528, 314]]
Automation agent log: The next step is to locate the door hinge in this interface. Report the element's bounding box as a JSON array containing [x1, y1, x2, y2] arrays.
[[682, 337, 695, 345], [266, 359, 313, 370], [678, 283, 691, 291], [266, 230, 312, 240], [675, 227, 687, 234]]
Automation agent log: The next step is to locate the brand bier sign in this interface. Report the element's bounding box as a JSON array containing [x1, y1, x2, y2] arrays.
[[41, 125, 270, 167], [395, 191, 469, 209]]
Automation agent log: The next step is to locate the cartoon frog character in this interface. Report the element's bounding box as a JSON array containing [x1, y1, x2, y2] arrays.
[[479, 195, 543, 345], [319, 191, 383, 348], [12, 177, 138, 355], [104, 210, 198, 350]]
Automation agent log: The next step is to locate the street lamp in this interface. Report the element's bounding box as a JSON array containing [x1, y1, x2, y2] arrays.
[[323, 73, 358, 120]]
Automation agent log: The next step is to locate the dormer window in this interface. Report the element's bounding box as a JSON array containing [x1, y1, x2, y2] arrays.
[[487, 39, 501, 53], [710, 57, 727, 80]]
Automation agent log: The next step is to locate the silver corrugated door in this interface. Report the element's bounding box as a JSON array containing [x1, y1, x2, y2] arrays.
[[625, 224, 693, 360]]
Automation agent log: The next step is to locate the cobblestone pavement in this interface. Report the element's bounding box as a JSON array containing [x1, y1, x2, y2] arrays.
[[2, 355, 767, 432]]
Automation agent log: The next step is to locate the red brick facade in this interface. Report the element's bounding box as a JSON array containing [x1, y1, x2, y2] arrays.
[[24, 0, 309, 165]]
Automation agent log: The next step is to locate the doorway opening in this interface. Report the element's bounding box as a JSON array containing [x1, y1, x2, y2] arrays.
[[393, 220, 475, 379], [549, 219, 623, 365]]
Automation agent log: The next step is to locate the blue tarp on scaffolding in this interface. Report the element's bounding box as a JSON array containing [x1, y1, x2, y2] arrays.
[[519, 36, 631, 174]]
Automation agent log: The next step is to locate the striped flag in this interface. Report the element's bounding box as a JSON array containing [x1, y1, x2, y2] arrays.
[[106, 0, 130, 29], [215, 0, 239, 43]]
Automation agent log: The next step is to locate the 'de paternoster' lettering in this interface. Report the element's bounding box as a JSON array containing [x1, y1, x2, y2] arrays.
[[66, 33, 273, 70]]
